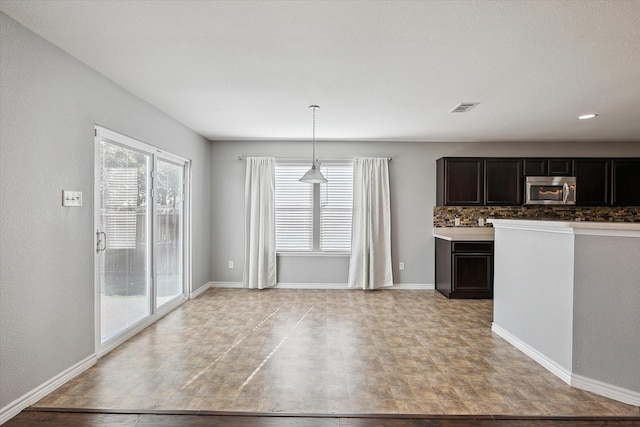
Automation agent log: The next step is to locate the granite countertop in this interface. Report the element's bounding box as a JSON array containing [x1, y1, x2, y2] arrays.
[[433, 227, 495, 241]]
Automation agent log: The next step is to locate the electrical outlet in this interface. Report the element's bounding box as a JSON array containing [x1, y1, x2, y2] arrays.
[[228, 260, 234, 269], [454, 218, 460, 226], [478, 218, 485, 227], [399, 262, 405, 271]]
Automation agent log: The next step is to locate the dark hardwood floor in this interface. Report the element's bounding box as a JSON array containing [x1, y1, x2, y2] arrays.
[[5, 409, 640, 427]]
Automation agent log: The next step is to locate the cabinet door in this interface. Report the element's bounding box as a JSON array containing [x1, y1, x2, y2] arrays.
[[452, 254, 493, 295], [612, 159, 640, 206], [484, 159, 522, 205], [549, 159, 573, 176], [523, 159, 572, 176], [574, 159, 610, 205], [439, 158, 484, 205], [523, 159, 547, 176]]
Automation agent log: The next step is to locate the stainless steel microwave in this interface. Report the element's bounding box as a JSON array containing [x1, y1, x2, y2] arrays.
[[525, 176, 576, 205]]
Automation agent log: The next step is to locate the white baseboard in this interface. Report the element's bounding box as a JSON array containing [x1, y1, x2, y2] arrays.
[[0, 354, 96, 425], [491, 322, 572, 385], [276, 282, 350, 289], [209, 281, 243, 288], [208, 281, 434, 290], [190, 282, 212, 298], [572, 373, 640, 407], [392, 283, 434, 290]]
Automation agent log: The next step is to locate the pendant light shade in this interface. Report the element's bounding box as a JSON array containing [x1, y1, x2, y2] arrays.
[[299, 163, 327, 183], [300, 105, 327, 183]]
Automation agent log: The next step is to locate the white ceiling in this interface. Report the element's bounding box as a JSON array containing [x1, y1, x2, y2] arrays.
[[2, 0, 639, 142]]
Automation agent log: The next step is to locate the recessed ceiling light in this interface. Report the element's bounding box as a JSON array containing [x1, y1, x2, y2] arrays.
[[577, 114, 598, 120]]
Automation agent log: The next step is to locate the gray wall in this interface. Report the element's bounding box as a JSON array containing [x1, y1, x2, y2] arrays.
[[492, 227, 575, 372], [210, 140, 640, 286], [0, 13, 211, 409], [573, 235, 640, 393]]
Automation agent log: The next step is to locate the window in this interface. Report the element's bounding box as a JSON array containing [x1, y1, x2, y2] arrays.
[[275, 163, 313, 251], [320, 162, 353, 251], [275, 161, 353, 252]]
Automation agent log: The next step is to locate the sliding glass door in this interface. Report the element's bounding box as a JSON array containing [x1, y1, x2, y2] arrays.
[[97, 139, 151, 344], [95, 127, 189, 350], [154, 157, 185, 309]]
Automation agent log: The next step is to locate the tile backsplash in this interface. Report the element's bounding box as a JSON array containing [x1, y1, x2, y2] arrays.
[[433, 206, 640, 227]]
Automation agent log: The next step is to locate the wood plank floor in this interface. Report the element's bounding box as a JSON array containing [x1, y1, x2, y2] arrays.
[[5, 410, 640, 427]]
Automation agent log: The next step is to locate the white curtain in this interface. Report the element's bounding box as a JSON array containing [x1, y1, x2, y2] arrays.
[[348, 158, 393, 290], [243, 157, 277, 289]]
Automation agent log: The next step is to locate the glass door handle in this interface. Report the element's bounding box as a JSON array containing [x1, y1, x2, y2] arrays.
[[96, 230, 107, 253]]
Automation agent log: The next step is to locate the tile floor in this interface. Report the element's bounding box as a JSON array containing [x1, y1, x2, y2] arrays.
[[33, 288, 640, 416]]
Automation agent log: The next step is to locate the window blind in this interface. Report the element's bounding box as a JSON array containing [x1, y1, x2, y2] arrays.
[[104, 168, 138, 249], [320, 162, 353, 252], [275, 163, 313, 251]]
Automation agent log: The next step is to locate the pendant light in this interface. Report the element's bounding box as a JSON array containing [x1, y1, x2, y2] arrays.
[[299, 105, 327, 183]]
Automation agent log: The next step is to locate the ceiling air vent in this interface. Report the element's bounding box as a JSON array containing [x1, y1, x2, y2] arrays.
[[449, 102, 479, 113]]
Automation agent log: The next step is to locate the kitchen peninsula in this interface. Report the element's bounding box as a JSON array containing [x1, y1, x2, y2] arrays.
[[488, 219, 640, 406]]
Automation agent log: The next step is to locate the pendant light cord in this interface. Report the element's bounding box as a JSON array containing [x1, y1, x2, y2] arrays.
[[310, 105, 318, 166]]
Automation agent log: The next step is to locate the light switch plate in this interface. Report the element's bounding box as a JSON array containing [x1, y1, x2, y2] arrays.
[[62, 190, 82, 207]]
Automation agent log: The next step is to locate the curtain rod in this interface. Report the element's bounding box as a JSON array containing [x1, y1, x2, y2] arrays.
[[238, 156, 392, 161]]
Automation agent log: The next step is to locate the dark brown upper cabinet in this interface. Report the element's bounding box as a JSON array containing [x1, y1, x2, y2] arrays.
[[484, 158, 522, 205], [436, 158, 484, 205], [523, 159, 573, 176], [523, 159, 547, 176], [612, 159, 640, 206], [437, 156, 639, 207], [574, 159, 610, 206], [549, 159, 573, 176]]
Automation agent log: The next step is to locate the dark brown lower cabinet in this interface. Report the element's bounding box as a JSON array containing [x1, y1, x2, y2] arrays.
[[435, 238, 494, 299]]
